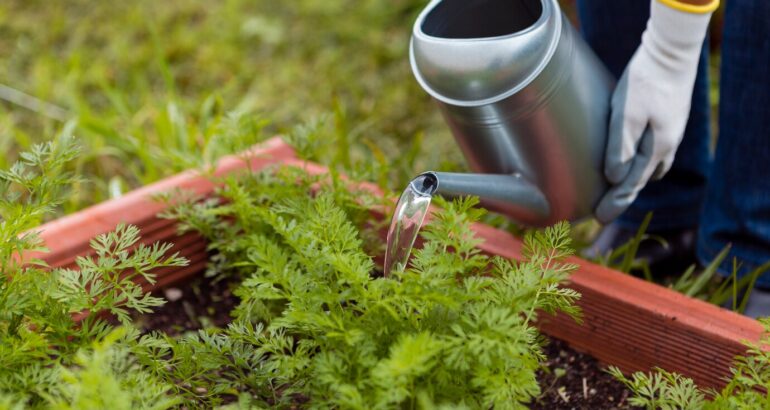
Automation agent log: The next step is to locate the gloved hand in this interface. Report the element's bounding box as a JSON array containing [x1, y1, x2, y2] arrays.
[[595, 0, 717, 224]]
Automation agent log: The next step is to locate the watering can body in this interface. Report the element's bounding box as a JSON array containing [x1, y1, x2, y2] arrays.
[[410, 0, 614, 226]]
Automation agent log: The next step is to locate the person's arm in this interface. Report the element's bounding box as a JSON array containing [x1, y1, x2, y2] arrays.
[[595, 0, 718, 223]]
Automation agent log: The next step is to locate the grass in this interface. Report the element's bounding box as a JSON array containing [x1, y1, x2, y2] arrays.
[[590, 212, 770, 314], [0, 0, 464, 214]]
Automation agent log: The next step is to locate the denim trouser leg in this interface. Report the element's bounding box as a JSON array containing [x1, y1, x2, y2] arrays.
[[576, 0, 712, 231], [697, 0, 770, 285]]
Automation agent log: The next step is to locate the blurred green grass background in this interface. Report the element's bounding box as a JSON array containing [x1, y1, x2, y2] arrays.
[[1, 0, 468, 213]]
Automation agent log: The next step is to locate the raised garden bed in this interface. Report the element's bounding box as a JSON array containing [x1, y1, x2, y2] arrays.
[[25, 137, 765, 401]]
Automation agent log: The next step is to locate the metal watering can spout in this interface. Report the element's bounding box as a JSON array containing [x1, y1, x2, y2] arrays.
[[420, 171, 550, 224], [410, 0, 615, 227]]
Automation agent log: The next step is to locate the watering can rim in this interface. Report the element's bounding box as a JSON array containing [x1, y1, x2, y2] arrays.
[[409, 0, 562, 107]]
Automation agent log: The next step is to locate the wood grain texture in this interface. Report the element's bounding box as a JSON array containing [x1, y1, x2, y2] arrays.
[[473, 222, 764, 389]]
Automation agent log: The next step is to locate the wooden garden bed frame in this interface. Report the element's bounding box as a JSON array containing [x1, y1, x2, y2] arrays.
[[25, 137, 763, 390]]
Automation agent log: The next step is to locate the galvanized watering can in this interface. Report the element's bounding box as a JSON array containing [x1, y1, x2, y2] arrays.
[[410, 0, 615, 226]]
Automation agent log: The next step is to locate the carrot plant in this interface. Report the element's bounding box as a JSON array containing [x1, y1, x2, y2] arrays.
[[0, 135, 580, 409], [0, 138, 186, 408], [140, 165, 581, 408]]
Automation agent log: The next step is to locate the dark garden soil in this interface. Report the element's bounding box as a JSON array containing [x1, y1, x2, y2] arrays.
[[132, 274, 238, 336], [533, 338, 633, 409], [137, 275, 634, 409]]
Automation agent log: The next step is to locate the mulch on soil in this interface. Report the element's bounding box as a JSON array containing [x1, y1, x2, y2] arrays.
[[137, 275, 635, 409]]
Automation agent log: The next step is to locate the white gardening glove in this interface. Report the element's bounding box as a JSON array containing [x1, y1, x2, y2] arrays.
[[595, 0, 717, 224]]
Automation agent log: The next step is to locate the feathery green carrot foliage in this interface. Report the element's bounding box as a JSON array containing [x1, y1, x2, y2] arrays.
[[0, 140, 186, 408], [1, 136, 582, 409], [149, 164, 581, 408]]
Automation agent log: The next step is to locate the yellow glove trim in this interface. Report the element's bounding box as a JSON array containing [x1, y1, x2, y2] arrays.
[[657, 0, 719, 14]]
